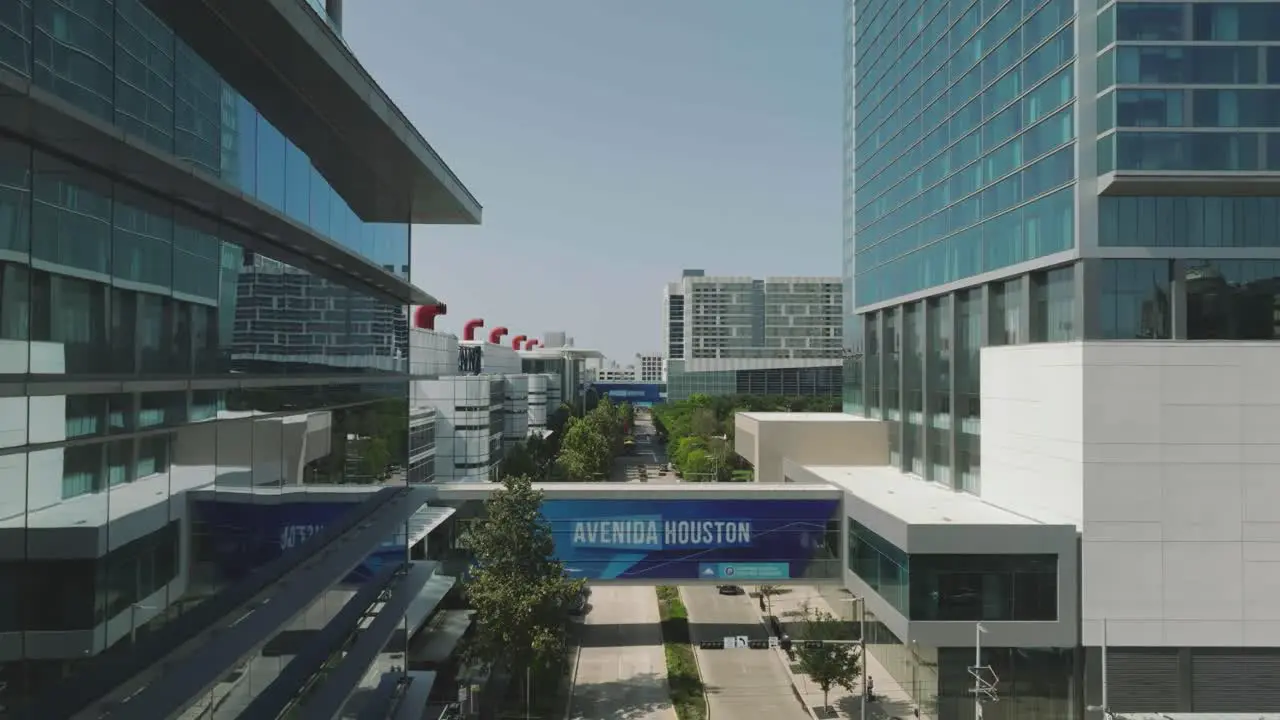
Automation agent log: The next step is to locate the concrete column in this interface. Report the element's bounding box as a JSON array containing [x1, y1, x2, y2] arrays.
[[1170, 259, 1188, 339], [919, 300, 932, 480], [1017, 274, 1034, 343], [978, 283, 993, 347], [1075, 258, 1102, 340], [945, 293, 960, 490], [874, 310, 887, 418], [892, 307, 906, 469]]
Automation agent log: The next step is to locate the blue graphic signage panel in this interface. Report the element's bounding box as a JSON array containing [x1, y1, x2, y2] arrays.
[[192, 499, 407, 584], [586, 383, 664, 405], [541, 499, 840, 581]]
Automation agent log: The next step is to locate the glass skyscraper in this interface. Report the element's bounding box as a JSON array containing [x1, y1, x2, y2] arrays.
[[845, 0, 1280, 491], [842, 0, 1280, 716], [0, 0, 478, 715]]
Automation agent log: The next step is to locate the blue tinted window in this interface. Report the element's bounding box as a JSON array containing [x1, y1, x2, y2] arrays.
[[0, 0, 31, 77], [114, 0, 174, 151], [1117, 46, 1259, 84], [1116, 90, 1185, 127], [1097, 5, 1115, 48], [1116, 3, 1186, 41], [1097, 133, 1116, 174], [1099, 196, 1280, 247], [12, 0, 409, 272], [1098, 91, 1115, 132], [33, 0, 115, 122], [1115, 131, 1260, 171], [255, 118, 287, 213], [283, 142, 311, 223], [1097, 259, 1173, 339], [1097, 48, 1115, 90], [852, 0, 1077, 306], [1192, 89, 1280, 127], [1193, 3, 1280, 42]]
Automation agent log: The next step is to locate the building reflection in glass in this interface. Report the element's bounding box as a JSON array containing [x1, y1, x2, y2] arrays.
[[0, 0, 419, 707], [1185, 259, 1280, 340]]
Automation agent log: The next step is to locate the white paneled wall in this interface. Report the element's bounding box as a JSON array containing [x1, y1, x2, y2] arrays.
[[410, 328, 459, 377], [502, 375, 529, 445], [528, 374, 549, 430], [982, 341, 1280, 648]]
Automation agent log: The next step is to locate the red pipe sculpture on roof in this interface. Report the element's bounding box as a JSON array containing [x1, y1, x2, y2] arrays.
[[524, 338, 540, 350], [511, 334, 528, 350], [488, 326, 509, 345], [413, 303, 447, 330], [463, 318, 485, 341]]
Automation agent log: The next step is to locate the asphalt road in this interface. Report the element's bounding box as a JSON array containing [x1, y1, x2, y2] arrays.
[[568, 586, 676, 720], [682, 586, 810, 720], [610, 412, 678, 484]]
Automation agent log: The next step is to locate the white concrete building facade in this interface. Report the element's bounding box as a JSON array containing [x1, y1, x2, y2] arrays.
[[661, 270, 844, 400]]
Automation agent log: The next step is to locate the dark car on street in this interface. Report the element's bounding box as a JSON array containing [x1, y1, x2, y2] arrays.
[[717, 585, 745, 596]]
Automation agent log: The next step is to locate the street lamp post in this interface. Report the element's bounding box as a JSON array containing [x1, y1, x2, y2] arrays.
[[841, 596, 867, 720], [1086, 619, 1112, 719], [974, 623, 989, 720]]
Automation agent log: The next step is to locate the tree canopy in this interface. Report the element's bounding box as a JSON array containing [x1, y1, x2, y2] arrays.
[[786, 602, 862, 709], [554, 396, 628, 481], [651, 394, 841, 480], [462, 474, 586, 673]]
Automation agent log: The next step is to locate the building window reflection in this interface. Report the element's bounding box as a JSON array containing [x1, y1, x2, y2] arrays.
[[847, 521, 1059, 622], [909, 554, 1058, 622], [1186, 259, 1280, 340], [1030, 265, 1076, 342], [1097, 259, 1172, 340], [8, 0, 409, 270], [847, 519, 909, 617]]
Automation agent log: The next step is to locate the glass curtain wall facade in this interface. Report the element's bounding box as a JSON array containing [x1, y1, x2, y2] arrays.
[[846, 0, 1280, 489], [850, 0, 1078, 309], [0, 0, 418, 709], [665, 361, 844, 402], [845, 0, 1280, 715]]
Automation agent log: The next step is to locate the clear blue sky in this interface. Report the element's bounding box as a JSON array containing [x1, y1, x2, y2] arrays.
[[345, 1, 844, 362]]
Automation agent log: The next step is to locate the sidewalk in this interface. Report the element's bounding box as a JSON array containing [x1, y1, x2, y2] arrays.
[[761, 587, 929, 720]]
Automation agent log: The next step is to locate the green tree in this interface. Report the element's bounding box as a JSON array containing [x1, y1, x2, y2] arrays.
[[786, 603, 861, 709], [462, 474, 586, 682], [549, 403, 573, 435], [757, 584, 784, 614], [499, 441, 539, 480], [670, 435, 707, 471], [690, 407, 719, 438], [558, 417, 612, 480], [357, 437, 391, 482], [525, 433, 556, 478], [680, 448, 715, 481]]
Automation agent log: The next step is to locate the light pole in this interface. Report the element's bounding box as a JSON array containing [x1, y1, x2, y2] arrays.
[[974, 623, 989, 720], [1086, 619, 1112, 719], [841, 596, 867, 720]]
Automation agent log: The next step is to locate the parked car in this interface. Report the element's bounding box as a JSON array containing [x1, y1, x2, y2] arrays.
[[717, 585, 745, 596]]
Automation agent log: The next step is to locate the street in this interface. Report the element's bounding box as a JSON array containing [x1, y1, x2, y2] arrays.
[[610, 410, 678, 484], [568, 586, 676, 720], [682, 586, 811, 720]]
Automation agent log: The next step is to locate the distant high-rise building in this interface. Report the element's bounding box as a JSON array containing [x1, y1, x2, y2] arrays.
[[636, 352, 664, 383], [660, 271, 842, 398]]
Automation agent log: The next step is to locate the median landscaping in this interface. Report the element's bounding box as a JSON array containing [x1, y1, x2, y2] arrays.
[[656, 586, 708, 720]]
